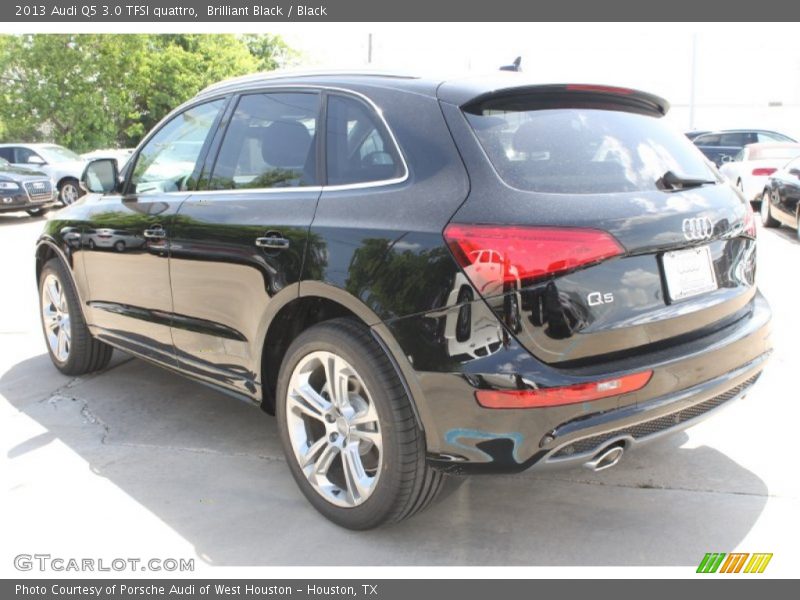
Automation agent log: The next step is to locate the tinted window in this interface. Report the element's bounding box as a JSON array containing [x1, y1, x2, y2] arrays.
[[325, 95, 403, 186], [0, 148, 13, 162], [694, 134, 720, 146], [465, 104, 716, 194], [129, 99, 224, 195], [15, 147, 42, 164], [210, 92, 319, 189], [719, 132, 753, 146]]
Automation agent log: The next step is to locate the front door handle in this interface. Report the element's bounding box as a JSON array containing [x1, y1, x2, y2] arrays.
[[143, 226, 166, 239], [255, 234, 290, 250]]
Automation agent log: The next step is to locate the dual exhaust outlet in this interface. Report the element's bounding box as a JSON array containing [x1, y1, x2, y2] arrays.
[[583, 443, 625, 472]]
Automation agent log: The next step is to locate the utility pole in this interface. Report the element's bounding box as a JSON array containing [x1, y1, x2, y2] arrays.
[[689, 33, 697, 130]]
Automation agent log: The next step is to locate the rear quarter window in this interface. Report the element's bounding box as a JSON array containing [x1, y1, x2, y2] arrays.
[[465, 103, 716, 194]]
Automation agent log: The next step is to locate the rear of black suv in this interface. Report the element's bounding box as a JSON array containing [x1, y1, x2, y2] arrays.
[[383, 81, 771, 474]]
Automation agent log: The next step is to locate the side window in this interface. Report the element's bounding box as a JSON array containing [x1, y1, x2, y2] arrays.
[[128, 99, 225, 195], [15, 147, 41, 164], [209, 92, 319, 189], [719, 133, 745, 146], [0, 148, 13, 162], [758, 132, 791, 143], [695, 134, 720, 146], [325, 94, 404, 186]]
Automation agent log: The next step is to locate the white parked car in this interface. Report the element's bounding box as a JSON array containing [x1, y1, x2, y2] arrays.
[[80, 148, 134, 170], [0, 143, 87, 205], [719, 142, 800, 204]]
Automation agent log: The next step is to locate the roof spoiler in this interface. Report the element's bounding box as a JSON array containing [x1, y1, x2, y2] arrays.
[[460, 83, 670, 117]]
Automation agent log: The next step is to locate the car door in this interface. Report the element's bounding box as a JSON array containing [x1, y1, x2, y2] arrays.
[[168, 91, 322, 396], [80, 98, 227, 363]]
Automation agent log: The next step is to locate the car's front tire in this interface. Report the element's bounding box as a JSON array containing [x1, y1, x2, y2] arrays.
[[26, 207, 48, 217], [276, 318, 456, 529], [58, 179, 81, 206], [39, 258, 113, 375]]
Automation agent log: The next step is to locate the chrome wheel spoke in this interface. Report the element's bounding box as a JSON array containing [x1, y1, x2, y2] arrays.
[[313, 442, 339, 476], [341, 442, 371, 504], [350, 427, 381, 446], [288, 382, 331, 422], [285, 350, 383, 508], [299, 436, 329, 468], [41, 274, 70, 363], [323, 353, 352, 411]]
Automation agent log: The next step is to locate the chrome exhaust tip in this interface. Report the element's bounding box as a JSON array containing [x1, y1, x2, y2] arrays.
[[584, 444, 625, 472]]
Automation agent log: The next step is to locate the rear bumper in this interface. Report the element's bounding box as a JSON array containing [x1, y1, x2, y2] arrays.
[[379, 290, 772, 474]]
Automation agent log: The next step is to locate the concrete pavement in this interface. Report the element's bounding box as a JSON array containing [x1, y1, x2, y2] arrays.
[[1, 210, 798, 571]]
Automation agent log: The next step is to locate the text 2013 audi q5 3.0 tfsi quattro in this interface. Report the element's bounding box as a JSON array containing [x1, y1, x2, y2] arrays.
[[36, 72, 772, 529]]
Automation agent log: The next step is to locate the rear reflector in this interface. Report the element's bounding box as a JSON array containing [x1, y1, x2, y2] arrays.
[[752, 168, 777, 176], [444, 224, 624, 290], [475, 371, 653, 409]]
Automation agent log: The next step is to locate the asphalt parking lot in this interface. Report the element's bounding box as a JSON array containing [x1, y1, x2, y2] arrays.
[[1, 209, 799, 571]]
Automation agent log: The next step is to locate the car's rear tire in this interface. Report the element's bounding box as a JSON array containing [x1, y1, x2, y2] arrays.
[[39, 258, 113, 375], [276, 317, 458, 529], [761, 190, 780, 228]]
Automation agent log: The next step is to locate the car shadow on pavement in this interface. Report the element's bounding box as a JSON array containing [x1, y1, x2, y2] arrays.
[[2, 352, 768, 567]]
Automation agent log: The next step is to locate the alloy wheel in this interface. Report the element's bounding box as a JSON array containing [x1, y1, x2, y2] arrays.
[[285, 350, 382, 508], [41, 274, 71, 362], [60, 182, 79, 205]]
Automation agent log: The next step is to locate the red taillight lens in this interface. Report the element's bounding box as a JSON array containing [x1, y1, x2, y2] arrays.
[[444, 224, 624, 293], [475, 371, 653, 409], [752, 168, 777, 176]]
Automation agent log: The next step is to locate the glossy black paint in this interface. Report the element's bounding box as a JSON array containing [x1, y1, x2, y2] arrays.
[[763, 161, 800, 232], [36, 73, 772, 473]]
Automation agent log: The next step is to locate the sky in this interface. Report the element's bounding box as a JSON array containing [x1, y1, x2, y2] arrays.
[[270, 22, 800, 137]]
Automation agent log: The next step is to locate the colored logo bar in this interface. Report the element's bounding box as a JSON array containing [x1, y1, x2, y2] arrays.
[[697, 553, 773, 573]]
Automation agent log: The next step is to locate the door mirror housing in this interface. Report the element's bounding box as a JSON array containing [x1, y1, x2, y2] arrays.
[[81, 158, 119, 194], [789, 168, 800, 179]]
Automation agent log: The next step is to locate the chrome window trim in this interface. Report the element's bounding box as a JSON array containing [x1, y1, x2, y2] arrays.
[[196, 84, 409, 194]]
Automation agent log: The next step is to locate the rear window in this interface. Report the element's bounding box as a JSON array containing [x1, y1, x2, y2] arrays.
[[465, 104, 717, 194]]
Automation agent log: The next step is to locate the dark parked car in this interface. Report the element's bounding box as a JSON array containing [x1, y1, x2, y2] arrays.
[[692, 129, 796, 166], [759, 155, 800, 239], [35, 72, 772, 529], [0, 157, 58, 216]]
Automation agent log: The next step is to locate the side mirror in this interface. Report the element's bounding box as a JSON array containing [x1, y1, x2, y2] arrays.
[[27, 155, 46, 166], [789, 168, 800, 179], [81, 158, 119, 194], [720, 155, 734, 164]]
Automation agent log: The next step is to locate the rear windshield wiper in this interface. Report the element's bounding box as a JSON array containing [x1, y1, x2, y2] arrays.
[[657, 170, 717, 191]]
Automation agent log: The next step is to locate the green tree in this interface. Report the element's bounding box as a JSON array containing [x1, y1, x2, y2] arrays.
[[0, 34, 295, 153]]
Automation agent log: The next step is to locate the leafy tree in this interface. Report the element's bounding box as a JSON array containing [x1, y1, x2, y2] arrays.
[[0, 34, 295, 153]]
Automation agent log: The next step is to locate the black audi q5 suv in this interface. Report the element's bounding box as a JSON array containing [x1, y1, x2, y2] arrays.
[[36, 72, 772, 529]]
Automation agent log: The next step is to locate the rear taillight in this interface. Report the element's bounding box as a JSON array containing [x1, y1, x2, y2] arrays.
[[752, 168, 777, 176], [475, 370, 653, 409], [444, 224, 624, 292]]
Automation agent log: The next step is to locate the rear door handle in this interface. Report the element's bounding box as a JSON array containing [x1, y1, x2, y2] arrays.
[[255, 235, 290, 250], [143, 226, 166, 239]]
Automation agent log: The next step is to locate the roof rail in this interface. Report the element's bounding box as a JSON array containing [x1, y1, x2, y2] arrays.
[[198, 68, 418, 96]]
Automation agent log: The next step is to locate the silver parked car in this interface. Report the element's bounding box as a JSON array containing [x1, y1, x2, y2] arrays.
[[0, 143, 87, 205]]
